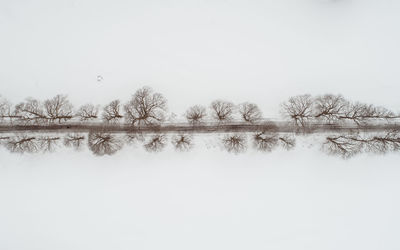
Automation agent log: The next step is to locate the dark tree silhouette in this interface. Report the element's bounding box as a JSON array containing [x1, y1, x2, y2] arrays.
[[238, 102, 262, 123], [144, 134, 166, 152], [77, 104, 98, 121], [124, 87, 167, 127], [338, 102, 398, 125], [253, 132, 279, 152], [281, 94, 313, 127], [185, 105, 207, 125], [4, 135, 61, 153], [44, 95, 73, 123], [4, 135, 39, 153], [222, 134, 247, 154], [102, 100, 123, 123], [282, 93, 399, 126], [253, 132, 296, 151], [365, 130, 400, 153], [210, 100, 234, 124], [314, 94, 348, 123], [38, 136, 60, 152], [171, 134, 193, 151], [0, 97, 17, 123], [1, 100, 20, 123], [322, 131, 400, 158], [278, 135, 296, 150], [14, 95, 73, 124], [64, 134, 85, 150], [14, 98, 47, 124], [323, 135, 363, 158], [88, 132, 123, 156]]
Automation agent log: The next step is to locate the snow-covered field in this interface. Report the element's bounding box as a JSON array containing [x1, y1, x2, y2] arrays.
[[2, 0, 400, 249], [1, 140, 400, 250]]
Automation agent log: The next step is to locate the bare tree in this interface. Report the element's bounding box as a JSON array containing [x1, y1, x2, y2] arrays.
[[283, 93, 399, 126], [238, 102, 262, 123], [0, 96, 10, 122], [38, 136, 60, 152], [222, 134, 247, 154], [185, 105, 207, 125], [253, 132, 296, 151], [4, 135, 40, 153], [4, 134, 61, 153], [314, 94, 348, 123], [322, 134, 363, 158], [365, 130, 400, 154], [64, 134, 85, 150], [171, 134, 193, 151], [76, 104, 98, 121], [281, 94, 313, 127], [210, 100, 234, 124], [102, 100, 123, 123], [88, 132, 123, 156], [44, 95, 73, 123], [14, 98, 47, 124], [124, 87, 167, 127], [338, 102, 398, 126], [144, 134, 166, 152], [323, 130, 400, 158], [13, 95, 73, 124], [322, 135, 363, 158], [314, 94, 399, 125], [253, 132, 279, 152], [0, 97, 21, 123], [278, 135, 296, 150]]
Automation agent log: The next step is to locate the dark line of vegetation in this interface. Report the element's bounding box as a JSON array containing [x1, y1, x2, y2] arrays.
[[2, 87, 399, 133], [1, 129, 399, 159]]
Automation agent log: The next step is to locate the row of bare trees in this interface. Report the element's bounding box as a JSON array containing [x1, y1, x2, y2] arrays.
[[0, 87, 262, 126], [2, 130, 400, 158], [186, 101, 262, 124], [0, 95, 74, 124], [322, 130, 400, 158], [0, 134, 65, 153], [1, 90, 398, 127], [0, 87, 167, 125], [222, 132, 296, 154], [0, 131, 296, 156], [281, 94, 399, 127]]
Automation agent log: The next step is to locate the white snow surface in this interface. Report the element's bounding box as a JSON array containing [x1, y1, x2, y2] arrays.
[[1, 140, 400, 250], [1, 0, 400, 249]]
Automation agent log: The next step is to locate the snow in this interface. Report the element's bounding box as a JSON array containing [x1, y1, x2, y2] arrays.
[[1, 0, 400, 249], [1, 141, 400, 250]]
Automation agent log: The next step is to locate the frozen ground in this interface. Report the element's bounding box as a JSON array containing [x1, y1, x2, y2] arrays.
[[1, 0, 400, 249], [1, 138, 400, 250]]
